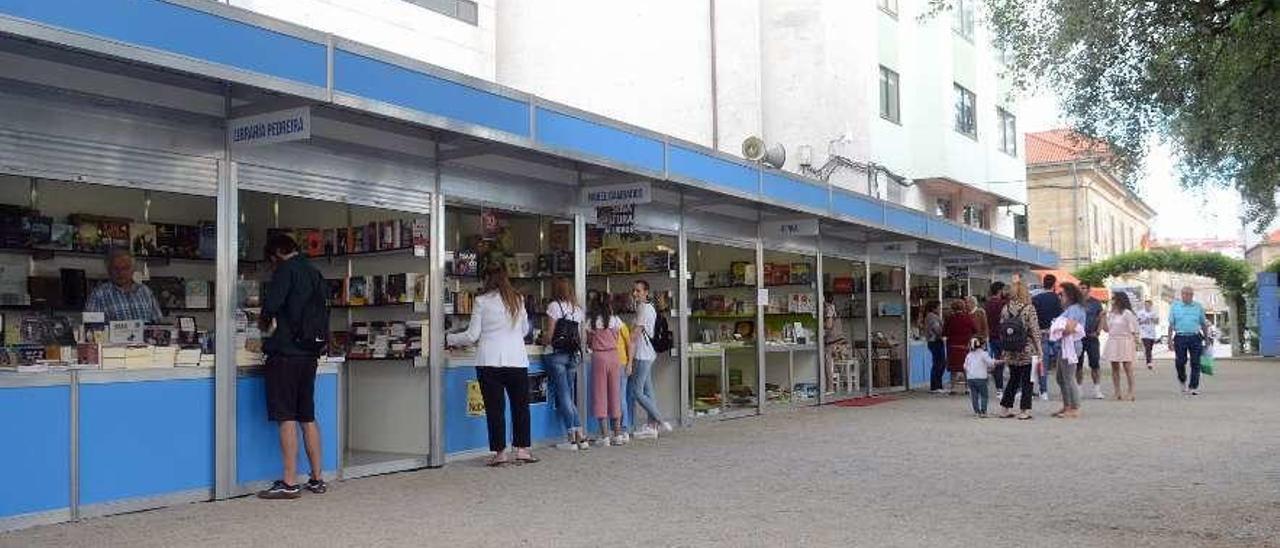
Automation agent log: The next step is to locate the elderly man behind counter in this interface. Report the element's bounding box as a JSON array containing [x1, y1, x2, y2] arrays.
[[85, 247, 163, 323]]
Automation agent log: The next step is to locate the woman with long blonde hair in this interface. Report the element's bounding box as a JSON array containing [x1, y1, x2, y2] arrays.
[[544, 277, 587, 450], [447, 262, 536, 466], [996, 281, 1042, 420]]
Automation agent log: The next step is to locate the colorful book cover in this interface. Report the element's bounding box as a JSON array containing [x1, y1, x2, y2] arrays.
[[386, 273, 407, 304], [145, 277, 185, 309], [99, 220, 130, 251], [790, 263, 812, 285], [74, 220, 104, 253], [48, 223, 75, 251], [379, 220, 398, 250], [350, 225, 365, 254], [23, 215, 52, 247], [184, 279, 210, 309], [410, 273, 427, 303], [326, 278, 345, 306], [302, 229, 324, 257], [347, 276, 369, 306], [411, 218, 428, 257], [130, 223, 157, 256]]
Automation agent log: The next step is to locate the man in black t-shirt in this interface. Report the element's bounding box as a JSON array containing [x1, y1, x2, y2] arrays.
[[1031, 274, 1063, 399], [257, 233, 327, 500]]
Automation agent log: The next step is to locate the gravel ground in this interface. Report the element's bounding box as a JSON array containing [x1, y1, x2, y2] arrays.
[[4, 359, 1279, 548]]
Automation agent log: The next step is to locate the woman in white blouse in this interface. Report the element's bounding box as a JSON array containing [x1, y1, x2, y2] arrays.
[[446, 263, 536, 466]]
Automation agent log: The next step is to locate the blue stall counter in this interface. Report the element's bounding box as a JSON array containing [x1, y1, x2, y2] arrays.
[[0, 373, 72, 529], [236, 365, 340, 489], [76, 368, 215, 516], [444, 348, 564, 456]]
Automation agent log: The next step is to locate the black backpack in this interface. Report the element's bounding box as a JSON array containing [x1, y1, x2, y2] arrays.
[[292, 269, 330, 355], [550, 302, 582, 353], [998, 304, 1029, 353], [650, 311, 674, 354]]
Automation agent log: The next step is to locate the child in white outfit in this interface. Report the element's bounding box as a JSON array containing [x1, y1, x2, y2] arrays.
[[963, 338, 1002, 417]]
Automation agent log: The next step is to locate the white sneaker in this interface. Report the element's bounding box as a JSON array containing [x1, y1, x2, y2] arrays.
[[593, 437, 611, 448], [1093, 385, 1105, 399], [610, 435, 628, 446], [633, 427, 658, 440], [555, 442, 580, 451], [658, 421, 674, 433], [1039, 392, 1050, 401]]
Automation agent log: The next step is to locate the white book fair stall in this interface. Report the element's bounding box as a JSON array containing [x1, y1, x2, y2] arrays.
[[0, 0, 1056, 531]]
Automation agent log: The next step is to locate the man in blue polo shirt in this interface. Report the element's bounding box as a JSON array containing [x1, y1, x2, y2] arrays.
[[1167, 286, 1210, 395]]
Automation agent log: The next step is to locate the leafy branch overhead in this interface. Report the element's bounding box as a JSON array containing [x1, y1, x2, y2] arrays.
[[1074, 249, 1252, 297], [928, 0, 1280, 230]]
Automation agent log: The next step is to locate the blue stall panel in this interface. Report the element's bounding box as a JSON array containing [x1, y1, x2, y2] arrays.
[[992, 237, 1018, 258], [444, 359, 562, 455], [885, 208, 927, 236], [535, 108, 665, 173], [927, 219, 965, 246], [668, 145, 758, 196], [0, 384, 70, 518], [236, 372, 339, 484], [0, 0, 327, 87], [78, 378, 214, 505], [963, 228, 992, 251], [762, 173, 828, 212], [334, 49, 531, 136], [833, 189, 885, 227]]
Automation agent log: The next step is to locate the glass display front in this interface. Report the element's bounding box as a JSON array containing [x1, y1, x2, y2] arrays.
[[761, 249, 819, 406], [686, 240, 759, 416], [238, 191, 430, 473], [822, 256, 868, 398], [585, 228, 680, 423], [868, 264, 907, 390], [0, 175, 218, 372]]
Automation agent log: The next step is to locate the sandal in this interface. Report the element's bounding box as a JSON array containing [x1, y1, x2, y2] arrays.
[[486, 457, 509, 467], [514, 455, 540, 464], [1017, 413, 1033, 420]]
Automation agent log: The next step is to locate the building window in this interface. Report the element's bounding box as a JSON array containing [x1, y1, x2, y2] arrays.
[[1109, 215, 1117, 256], [997, 108, 1017, 155], [1092, 204, 1099, 243], [962, 204, 989, 229], [935, 198, 954, 219], [954, 84, 976, 138], [1014, 213, 1029, 241], [878, 0, 899, 17], [952, 0, 975, 40], [401, 0, 479, 25], [880, 66, 901, 124]]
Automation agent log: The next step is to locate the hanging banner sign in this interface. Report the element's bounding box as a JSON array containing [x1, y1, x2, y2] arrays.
[[946, 266, 970, 280], [869, 241, 919, 255], [597, 204, 636, 235], [941, 254, 984, 267], [761, 218, 819, 238], [228, 106, 311, 147], [582, 182, 652, 207]]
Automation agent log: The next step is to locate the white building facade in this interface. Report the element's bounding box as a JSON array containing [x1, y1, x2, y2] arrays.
[[225, 0, 1027, 239]]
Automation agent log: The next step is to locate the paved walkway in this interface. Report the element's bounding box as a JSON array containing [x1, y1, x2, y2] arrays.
[[4, 359, 1279, 547]]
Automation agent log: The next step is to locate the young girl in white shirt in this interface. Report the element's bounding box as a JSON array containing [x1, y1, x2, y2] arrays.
[[963, 338, 1002, 417]]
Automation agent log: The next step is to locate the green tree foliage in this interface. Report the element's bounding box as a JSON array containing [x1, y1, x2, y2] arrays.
[[932, 0, 1280, 230], [1074, 249, 1252, 296]]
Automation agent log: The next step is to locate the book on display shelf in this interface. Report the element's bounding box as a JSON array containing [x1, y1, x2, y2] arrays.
[[372, 275, 385, 305], [23, 216, 52, 247], [302, 229, 325, 257], [363, 222, 378, 252], [146, 277, 186, 309], [347, 276, 369, 306], [130, 223, 157, 256], [184, 279, 210, 309], [198, 222, 217, 259], [326, 279, 346, 306], [47, 223, 75, 251]]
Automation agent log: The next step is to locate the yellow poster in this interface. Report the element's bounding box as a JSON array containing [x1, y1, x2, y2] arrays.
[[466, 380, 485, 417]]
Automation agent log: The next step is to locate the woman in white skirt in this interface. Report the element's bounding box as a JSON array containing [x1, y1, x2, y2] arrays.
[[1102, 292, 1140, 401]]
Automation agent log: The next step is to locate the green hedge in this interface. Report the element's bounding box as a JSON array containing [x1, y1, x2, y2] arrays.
[[1073, 249, 1252, 296]]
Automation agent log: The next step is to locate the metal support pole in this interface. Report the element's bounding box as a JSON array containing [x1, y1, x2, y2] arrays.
[[427, 143, 445, 468], [677, 192, 691, 426], [863, 254, 873, 396], [213, 159, 238, 498], [755, 215, 765, 415], [903, 256, 913, 392], [814, 227, 826, 405], [573, 211, 587, 420]]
